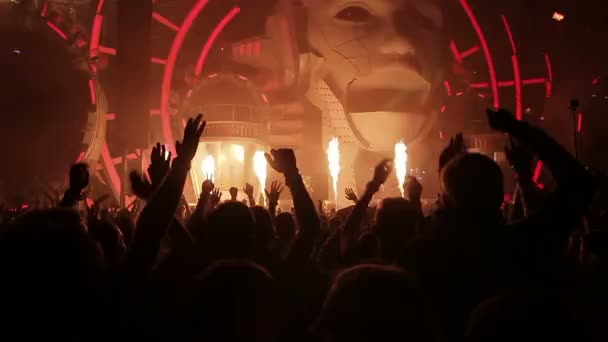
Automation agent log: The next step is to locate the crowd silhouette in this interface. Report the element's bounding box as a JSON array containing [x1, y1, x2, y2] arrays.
[[0, 109, 606, 341]]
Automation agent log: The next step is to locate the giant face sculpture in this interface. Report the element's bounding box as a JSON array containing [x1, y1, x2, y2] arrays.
[[304, 0, 446, 151]]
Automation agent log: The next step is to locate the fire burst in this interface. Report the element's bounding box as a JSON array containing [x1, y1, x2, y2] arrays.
[[395, 141, 408, 197], [327, 137, 341, 208], [253, 151, 267, 205], [201, 155, 216, 182]]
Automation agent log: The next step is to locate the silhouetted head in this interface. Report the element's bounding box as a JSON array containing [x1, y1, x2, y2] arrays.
[[374, 197, 419, 261], [0, 209, 106, 338], [275, 212, 296, 242], [250, 206, 276, 265], [203, 201, 255, 260], [317, 264, 436, 342], [441, 153, 504, 212], [192, 260, 276, 342], [229, 187, 239, 201], [467, 291, 588, 342]]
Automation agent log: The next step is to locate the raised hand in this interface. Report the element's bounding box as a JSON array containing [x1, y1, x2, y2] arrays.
[[344, 188, 358, 203], [487, 108, 518, 133], [505, 136, 534, 179], [244, 183, 255, 198], [439, 133, 466, 171], [148, 143, 171, 186], [265, 180, 284, 204], [265, 149, 298, 175], [201, 179, 215, 196], [69, 163, 90, 193], [372, 159, 393, 186], [175, 114, 206, 162], [210, 188, 222, 207], [404, 176, 423, 202]]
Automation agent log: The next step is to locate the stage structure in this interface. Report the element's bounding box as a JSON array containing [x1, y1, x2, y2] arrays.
[[179, 73, 270, 204], [28, 0, 556, 203]]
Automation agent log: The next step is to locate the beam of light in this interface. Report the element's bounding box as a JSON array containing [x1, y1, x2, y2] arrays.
[[201, 155, 216, 182], [327, 138, 341, 208], [88, 79, 97, 105], [194, 6, 241, 76], [153, 12, 180, 31], [460, 45, 480, 59], [552, 12, 565, 22], [162, 0, 209, 157], [544, 53, 553, 98], [395, 141, 408, 197], [253, 151, 268, 205], [460, 0, 499, 108], [533, 160, 543, 183], [47, 21, 68, 40], [501, 15, 517, 55], [150, 57, 168, 65], [96, 0, 106, 14], [512, 55, 523, 120], [444, 80, 453, 96], [577, 112, 583, 133]]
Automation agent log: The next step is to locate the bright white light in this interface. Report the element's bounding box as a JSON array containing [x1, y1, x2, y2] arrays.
[[552, 11, 565, 21], [201, 155, 216, 182], [327, 137, 341, 208], [395, 141, 408, 197], [231, 144, 245, 163], [253, 151, 267, 204]]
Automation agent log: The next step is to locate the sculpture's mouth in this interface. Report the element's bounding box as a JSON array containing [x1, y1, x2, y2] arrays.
[[346, 67, 431, 113]]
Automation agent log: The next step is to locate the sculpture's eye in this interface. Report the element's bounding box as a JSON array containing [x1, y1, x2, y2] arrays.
[[335, 6, 372, 23]]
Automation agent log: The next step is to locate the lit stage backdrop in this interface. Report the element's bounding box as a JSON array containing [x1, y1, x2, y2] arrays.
[[33, 0, 553, 204]]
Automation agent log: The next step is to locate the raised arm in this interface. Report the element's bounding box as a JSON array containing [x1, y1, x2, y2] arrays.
[[58, 163, 89, 208], [265, 180, 283, 218], [243, 183, 256, 207], [265, 149, 320, 267], [487, 109, 592, 235], [339, 159, 392, 258], [127, 114, 206, 271]]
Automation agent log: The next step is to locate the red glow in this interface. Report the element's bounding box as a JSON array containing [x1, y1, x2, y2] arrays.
[[47, 21, 68, 40], [522, 78, 545, 85], [150, 57, 168, 65], [106, 113, 116, 120], [153, 12, 180, 31], [88, 79, 97, 105], [533, 160, 543, 183], [592, 77, 599, 85], [162, 0, 210, 156], [440, 104, 446, 112], [99, 46, 117, 55], [512, 55, 523, 120], [456, 91, 464, 96], [96, 0, 105, 14], [255, 40, 262, 56], [439, 130, 445, 140], [90, 15, 103, 58], [41, 1, 49, 17], [460, 45, 480, 59], [261, 93, 268, 103], [470, 83, 488, 88], [577, 112, 583, 133], [194, 6, 241, 76], [501, 15, 517, 55], [76, 151, 86, 163], [238, 74, 248, 81], [544, 53, 553, 98], [150, 109, 161, 115], [450, 40, 463, 64], [443, 80, 453, 96], [460, 0, 499, 108]]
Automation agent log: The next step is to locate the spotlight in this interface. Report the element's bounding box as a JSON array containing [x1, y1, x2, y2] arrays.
[[552, 11, 565, 22]]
